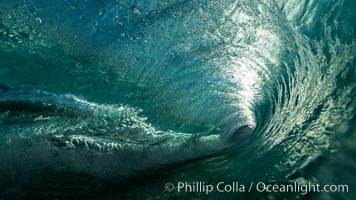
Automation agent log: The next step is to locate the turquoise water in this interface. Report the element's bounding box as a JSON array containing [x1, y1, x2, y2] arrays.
[[0, 0, 355, 199]]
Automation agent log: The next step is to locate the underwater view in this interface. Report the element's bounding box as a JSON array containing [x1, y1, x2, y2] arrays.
[[0, 0, 355, 199]]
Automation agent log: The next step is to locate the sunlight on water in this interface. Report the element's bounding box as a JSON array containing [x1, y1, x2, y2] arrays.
[[0, 0, 354, 199]]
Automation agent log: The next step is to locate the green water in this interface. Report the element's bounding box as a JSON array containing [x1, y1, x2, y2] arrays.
[[0, 0, 355, 199]]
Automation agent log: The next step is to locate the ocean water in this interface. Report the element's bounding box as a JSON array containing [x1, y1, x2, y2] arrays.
[[0, 0, 355, 199]]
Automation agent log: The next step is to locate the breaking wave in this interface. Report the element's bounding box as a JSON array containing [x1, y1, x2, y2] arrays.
[[0, 0, 354, 199]]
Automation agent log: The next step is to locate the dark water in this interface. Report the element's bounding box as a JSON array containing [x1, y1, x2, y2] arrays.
[[0, 0, 355, 199]]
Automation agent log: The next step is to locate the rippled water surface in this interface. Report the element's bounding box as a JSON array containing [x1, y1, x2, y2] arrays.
[[0, 0, 355, 199]]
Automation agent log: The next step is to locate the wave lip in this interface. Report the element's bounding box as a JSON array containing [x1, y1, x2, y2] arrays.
[[0, 0, 355, 199]]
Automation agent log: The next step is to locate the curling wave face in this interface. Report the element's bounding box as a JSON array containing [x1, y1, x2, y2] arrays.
[[0, 0, 354, 199]]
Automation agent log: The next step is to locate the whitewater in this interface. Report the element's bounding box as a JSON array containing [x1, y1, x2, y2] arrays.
[[0, 0, 354, 199]]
